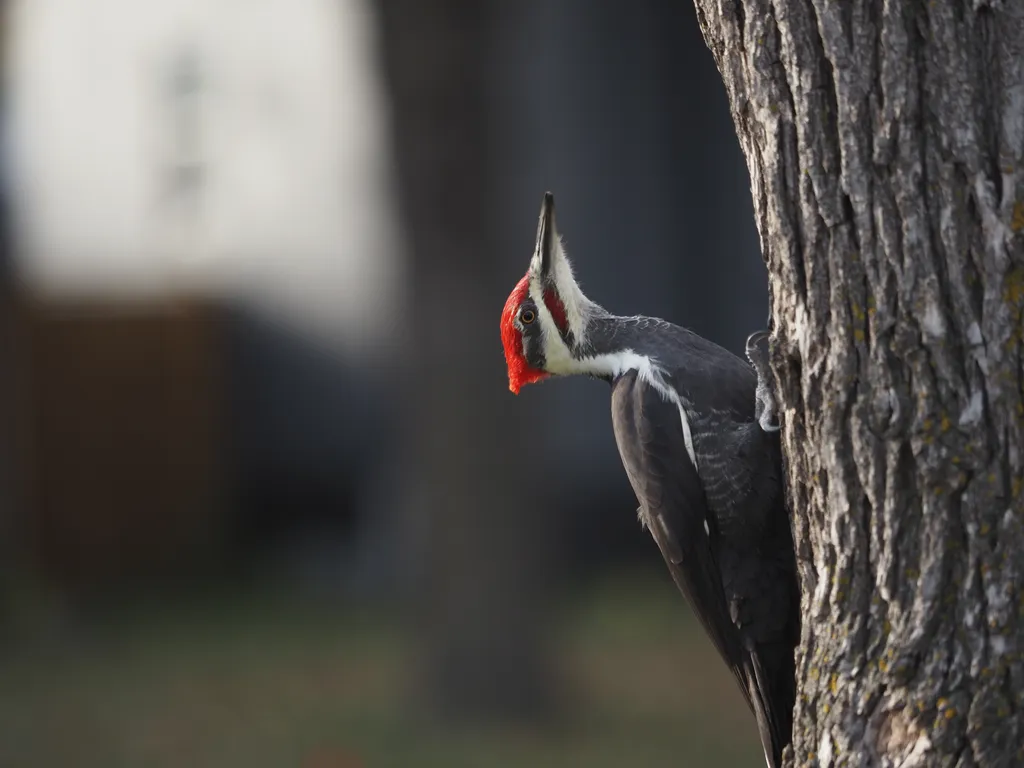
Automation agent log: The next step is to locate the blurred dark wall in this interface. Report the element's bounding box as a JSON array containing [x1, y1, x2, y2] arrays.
[[218, 303, 398, 590]]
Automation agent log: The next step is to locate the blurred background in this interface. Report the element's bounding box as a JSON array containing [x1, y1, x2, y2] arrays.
[[0, 1, 769, 766]]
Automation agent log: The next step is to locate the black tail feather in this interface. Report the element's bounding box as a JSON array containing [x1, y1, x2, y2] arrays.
[[744, 642, 796, 768]]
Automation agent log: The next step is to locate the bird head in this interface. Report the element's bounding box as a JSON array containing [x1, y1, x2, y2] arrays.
[[500, 192, 593, 394]]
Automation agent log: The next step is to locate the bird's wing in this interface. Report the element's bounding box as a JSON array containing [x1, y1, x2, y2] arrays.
[[611, 369, 797, 768], [609, 369, 745, 687]]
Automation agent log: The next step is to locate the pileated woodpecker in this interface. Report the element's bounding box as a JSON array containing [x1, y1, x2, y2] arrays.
[[500, 192, 799, 768]]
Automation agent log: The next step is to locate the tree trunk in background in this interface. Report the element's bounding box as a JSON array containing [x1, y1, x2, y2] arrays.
[[0, 208, 12, 633], [375, 0, 557, 724], [694, 1, 1024, 764]]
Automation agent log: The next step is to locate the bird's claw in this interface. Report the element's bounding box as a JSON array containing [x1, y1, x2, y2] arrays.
[[745, 330, 771, 366], [745, 329, 780, 433]]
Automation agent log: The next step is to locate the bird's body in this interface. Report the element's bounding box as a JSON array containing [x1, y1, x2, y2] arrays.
[[500, 193, 800, 767]]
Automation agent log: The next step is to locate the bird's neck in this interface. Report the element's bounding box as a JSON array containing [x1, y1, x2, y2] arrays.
[[556, 312, 665, 383]]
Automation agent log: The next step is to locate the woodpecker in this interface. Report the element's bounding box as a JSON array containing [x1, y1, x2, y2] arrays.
[[500, 192, 799, 768]]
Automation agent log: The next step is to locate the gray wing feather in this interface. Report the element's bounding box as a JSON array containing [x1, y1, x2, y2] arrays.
[[610, 368, 798, 768], [610, 370, 745, 686]]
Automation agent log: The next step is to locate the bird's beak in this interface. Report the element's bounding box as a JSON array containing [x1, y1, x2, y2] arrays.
[[536, 191, 556, 277]]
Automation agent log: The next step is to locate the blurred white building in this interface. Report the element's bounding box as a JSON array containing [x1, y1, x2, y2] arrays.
[[7, 0, 405, 358]]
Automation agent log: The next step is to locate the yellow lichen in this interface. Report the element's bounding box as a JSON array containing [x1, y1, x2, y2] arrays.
[[1012, 201, 1024, 233], [1005, 268, 1024, 306]]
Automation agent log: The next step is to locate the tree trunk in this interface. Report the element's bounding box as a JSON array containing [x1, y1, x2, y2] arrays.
[[375, 0, 558, 725], [692, 0, 1024, 764]]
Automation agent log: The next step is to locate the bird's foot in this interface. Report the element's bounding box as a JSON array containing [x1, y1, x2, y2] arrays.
[[745, 330, 780, 433]]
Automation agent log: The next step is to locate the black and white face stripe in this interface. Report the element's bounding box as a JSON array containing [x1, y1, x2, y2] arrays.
[[528, 193, 595, 348], [513, 298, 546, 371]]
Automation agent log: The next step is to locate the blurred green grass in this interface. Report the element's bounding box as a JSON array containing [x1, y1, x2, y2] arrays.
[[0, 568, 761, 767]]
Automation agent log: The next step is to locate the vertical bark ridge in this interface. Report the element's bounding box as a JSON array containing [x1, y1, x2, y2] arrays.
[[692, 0, 1024, 763]]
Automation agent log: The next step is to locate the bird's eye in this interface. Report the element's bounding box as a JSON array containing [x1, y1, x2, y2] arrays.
[[520, 308, 536, 325]]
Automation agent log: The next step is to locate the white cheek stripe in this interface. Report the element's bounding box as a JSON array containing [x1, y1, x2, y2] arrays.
[[529, 237, 591, 341], [526, 278, 578, 375], [557, 346, 699, 470]]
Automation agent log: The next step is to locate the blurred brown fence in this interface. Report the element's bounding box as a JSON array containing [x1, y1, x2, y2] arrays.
[[12, 295, 227, 595]]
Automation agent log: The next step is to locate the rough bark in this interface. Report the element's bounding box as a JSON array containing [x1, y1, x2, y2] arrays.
[[692, 0, 1024, 764]]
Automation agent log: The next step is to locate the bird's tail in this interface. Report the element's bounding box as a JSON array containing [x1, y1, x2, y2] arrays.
[[744, 642, 796, 768]]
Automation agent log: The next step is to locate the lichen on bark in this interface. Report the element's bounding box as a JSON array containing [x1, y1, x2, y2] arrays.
[[691, 0, 1024, 764]]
